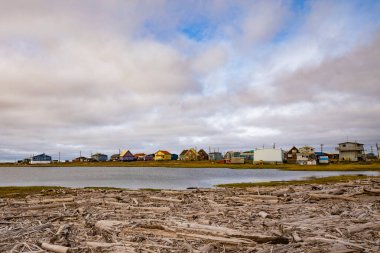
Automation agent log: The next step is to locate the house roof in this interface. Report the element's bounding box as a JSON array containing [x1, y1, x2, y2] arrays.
[[92, 153, 106, 156], [198, 149, 208, 154], [120, 150, 133, 157], [180, 150, 188, 156], [338, 141, 363, 145], [288, 146, 299, 152], [134, 153, 146, 157], [75, 156, 88, 159], [156, 150, 171, 155]]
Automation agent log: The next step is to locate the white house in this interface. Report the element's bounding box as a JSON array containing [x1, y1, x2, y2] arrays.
[[253, 149, 284, 164], [336, 142, 365, 162]]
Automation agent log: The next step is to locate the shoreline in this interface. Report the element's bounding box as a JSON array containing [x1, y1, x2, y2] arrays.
[[1, 174, 380, 198], [1, 160, 380, 171]]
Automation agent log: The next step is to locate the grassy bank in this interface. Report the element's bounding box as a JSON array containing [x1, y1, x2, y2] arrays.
[[217, 174, 380, 188], [1, 160, 380, 171], [0, 186, 66, 198]]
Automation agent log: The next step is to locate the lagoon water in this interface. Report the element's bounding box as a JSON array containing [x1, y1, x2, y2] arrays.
[[0, 167, 378, 189]]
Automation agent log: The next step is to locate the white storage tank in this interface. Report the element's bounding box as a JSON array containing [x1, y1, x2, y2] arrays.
[[253, 149, 284, 164]]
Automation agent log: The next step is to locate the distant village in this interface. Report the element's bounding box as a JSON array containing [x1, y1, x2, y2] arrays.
[[17, 141, 380, 165]]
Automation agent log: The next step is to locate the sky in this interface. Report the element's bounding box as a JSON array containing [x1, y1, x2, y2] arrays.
[[1, 0, 380, 161]]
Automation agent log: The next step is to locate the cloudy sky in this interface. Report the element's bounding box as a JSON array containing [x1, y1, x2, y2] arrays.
[[1, 0, 380, 161]]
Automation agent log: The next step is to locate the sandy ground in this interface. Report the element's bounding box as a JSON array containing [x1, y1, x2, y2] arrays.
[[1, 179, 380, 253]]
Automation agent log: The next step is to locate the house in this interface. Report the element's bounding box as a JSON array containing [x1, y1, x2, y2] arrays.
[[209, 152, 223, 161], [253, 149, 284, 164], [144, 154, 155, 161], [73, 156, 90, 162], [287, 146, 299, 164], [197, 149, 209, 160], [297, 146, 316, 165], [240, 150, 254, 162], [120, 150, 136, 162], [299, 146, 315, 155], [30, 153, 52, 164], [336, 142, 365, 162], [224, 151, 245, 164], [179, 148, 197, 161], [154, 150, 171, 161], [134, 153, 146, 161], [17, 158, 31, 164], [91, 153, 108, 162], [110, 154, 120, 162]]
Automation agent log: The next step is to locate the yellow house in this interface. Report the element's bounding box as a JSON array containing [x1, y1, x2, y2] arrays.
[[154, 150, 171, 161]]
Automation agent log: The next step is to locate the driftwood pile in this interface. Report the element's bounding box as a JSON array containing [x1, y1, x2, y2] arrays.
[[1, 178, 380, 252]]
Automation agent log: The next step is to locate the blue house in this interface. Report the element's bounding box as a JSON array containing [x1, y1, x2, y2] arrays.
[[91, 153, 108, 162], [30, 153, 52, 164]]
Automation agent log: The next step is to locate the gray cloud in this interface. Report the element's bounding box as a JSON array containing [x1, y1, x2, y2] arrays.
[[0, 0, 379, 161]]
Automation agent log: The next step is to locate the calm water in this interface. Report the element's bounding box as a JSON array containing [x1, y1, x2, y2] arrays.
[[0, 167, 378, 190]]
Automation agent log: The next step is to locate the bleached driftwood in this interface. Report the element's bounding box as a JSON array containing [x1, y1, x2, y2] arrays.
[[37, 241, 71, 253], [308, 193, 355, 201], [149, 196, 182, 203]]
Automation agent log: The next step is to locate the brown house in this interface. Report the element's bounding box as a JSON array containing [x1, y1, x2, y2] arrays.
[[287, 146, 299, 164], [179, 148, 197, 161], [134, 153, 146, 161], [197, 149, 209, 160]]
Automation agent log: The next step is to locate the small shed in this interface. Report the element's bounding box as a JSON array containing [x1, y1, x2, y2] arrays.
[[171, 154, 179, 160], [315, 152, 329, 164]]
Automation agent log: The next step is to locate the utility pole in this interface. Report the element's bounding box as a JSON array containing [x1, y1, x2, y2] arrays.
[[59, 152, 61, 163], [320, 144, 324, 153]]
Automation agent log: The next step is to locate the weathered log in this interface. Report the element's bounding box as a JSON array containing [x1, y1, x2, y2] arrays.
[[347, 222, 380, 235], [308, 193, 355, 201], [305, 237, 366, 250], [105, 201, 171, 212], [149, 196, 182, 203], [176, 232, 256, 245], [95, 220, 126, 232], [15, 202, 76, 210], [85, 241, 123, 247], [363, 188, 380, 195], [37, 241, 71, 253], [292, 231, 302, 242], [258, 211, 269, 218]]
